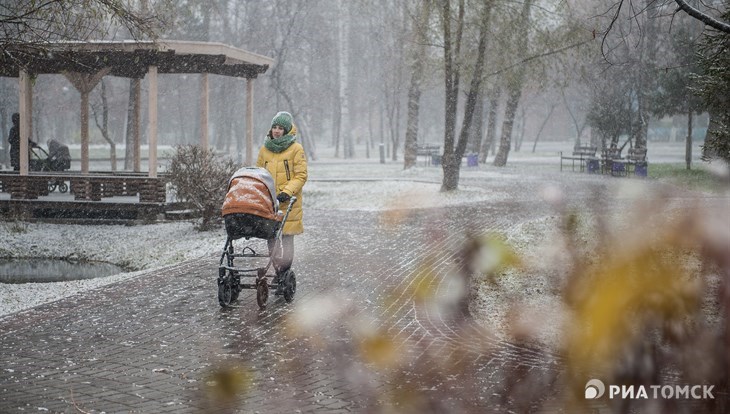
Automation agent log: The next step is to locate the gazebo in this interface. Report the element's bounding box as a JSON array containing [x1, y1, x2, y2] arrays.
[[0, 40, 273, 217]]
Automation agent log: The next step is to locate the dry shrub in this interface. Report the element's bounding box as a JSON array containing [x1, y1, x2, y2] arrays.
[[167, 145, 236, 231]]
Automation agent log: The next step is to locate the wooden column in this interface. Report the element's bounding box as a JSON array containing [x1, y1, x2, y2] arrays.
[[80, 91, 90, 173], [200, 73, 209, 149], [64, 69, 110, 174], [246, 78, 254, 166], [147, 66, 158, 178], [133, 78, 141, 172], [18, 70, 31, 176]]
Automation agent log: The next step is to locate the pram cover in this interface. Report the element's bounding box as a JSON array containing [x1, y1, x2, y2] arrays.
[[222, 167, 280, 221], [47, 139, 71, 171]]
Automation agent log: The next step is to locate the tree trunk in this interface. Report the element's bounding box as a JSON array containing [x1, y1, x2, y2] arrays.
[[441, 0, 491, 191], [391, 103, 400, 161], [514, 106, 525, 152], [492, 0, 532, 167], [532, 103, 556, 153], [480, 85, 500, 163], [338, 0, 353, 159], [635, 0, 659, 149], [493, 87, 521, 167], [403, 0, 432, 169], [92, 80, 116, 171], [1, 107, 7, 167], [440, 0, 464, 180], [333, 97, 341, 157], [686, 109, 692, 170], [468, 91, 486, 155], [562, 90, 585, 147], [124, 79, 137, 170]]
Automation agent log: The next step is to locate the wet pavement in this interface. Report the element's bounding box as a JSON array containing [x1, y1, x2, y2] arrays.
[[0, 169, 724, 413]]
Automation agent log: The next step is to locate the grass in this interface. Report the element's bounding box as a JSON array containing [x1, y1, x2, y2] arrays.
[[649, 162, 728, 192]]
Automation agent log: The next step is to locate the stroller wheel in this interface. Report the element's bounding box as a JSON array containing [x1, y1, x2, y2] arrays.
[[256, 277, 269, 309], [218, 270, 235, 308], [282, 269, 296, 303], [228, 271, 240, 302]]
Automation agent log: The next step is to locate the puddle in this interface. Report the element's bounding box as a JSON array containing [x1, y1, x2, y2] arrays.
[[0, 258, 128, 284]]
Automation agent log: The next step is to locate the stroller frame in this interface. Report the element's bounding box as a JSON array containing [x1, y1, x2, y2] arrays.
[[29, 146, 69, 193], [217, 196, 297, 308]]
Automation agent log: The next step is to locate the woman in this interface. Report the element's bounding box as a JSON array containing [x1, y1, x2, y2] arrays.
[[256, 111, 308, 274], [7, 113, 38, 171]]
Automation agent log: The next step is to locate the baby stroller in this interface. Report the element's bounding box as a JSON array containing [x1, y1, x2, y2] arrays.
[[29, 139, 72, 193], [218, 167, 297, 308]]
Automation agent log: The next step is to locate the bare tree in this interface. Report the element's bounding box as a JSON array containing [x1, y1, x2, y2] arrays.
[[403, 0, 433, 169], [440, 0, 493, 191], [91, 79, 117, 170], [494, 0, 533, 167], [0, 0, 162, 49], [337, 0, 354, 159], [479, 85, 500, 163]]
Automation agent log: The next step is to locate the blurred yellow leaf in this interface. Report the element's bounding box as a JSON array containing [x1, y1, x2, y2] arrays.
[[205, 365, 252, 402], [358, 330, 402, 369], [567, 239, 700, 377]]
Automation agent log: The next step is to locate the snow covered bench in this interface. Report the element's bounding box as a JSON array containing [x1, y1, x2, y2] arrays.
[[559, 146, 597, 172]]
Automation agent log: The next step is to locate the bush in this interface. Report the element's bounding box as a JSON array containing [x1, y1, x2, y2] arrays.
[[167, 145, 236, 231]]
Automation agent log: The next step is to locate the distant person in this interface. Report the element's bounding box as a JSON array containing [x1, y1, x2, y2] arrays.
[[7, 113, 38, 171], [256, 111, 308, 275]]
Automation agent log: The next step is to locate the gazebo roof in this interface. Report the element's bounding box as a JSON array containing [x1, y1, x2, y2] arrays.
[[0, 40, 274, 78]]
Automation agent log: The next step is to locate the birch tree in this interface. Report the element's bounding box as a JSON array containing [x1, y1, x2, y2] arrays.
[[403, 0, 433, 169], [338, 0, 354, 158], [493, 0, 533, 167]]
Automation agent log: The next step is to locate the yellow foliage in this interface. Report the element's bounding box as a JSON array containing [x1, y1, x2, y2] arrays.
[[357, 329, 403, 369], [204, 365, 253, 403], [566, 237, 701, 378]]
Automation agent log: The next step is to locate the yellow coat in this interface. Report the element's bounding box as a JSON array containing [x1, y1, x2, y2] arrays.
[[256, 141, 308, 235]]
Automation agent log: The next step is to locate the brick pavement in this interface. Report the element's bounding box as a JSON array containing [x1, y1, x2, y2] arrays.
[[3, 171, 711, 413]]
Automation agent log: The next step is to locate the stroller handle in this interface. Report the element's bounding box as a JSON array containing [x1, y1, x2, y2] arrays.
[[273, 196, 297, 241]]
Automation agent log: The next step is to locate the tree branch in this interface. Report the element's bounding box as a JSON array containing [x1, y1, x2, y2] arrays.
[[674, 0, 730, 33], [486, 38, 595, 78]]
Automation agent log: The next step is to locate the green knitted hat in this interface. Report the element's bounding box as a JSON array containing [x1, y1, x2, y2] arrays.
[[271, 111, 293, 134]]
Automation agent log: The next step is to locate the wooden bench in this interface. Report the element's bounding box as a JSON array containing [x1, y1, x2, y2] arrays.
[[560, 146, 597, 172], [416, 145, 441, 166], [599, 147, 624, 175], [616, 147, 648, 177]]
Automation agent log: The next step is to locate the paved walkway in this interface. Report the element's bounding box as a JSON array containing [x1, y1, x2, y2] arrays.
[[0, 169, 722, 413]]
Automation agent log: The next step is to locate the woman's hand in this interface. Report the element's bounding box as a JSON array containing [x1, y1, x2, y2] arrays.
[[277, 192, 291, 203]]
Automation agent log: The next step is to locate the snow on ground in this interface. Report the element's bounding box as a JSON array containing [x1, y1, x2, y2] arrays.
[[0, 160, 501, 318], [0, 141, 717, 332]]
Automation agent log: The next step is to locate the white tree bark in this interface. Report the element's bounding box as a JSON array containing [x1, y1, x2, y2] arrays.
[[338, 0, 353, 158]]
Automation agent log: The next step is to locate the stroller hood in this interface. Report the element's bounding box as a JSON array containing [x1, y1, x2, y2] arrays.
[[227, 167, 279, 212]]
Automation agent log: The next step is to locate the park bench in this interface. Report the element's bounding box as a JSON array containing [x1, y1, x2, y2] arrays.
[[599, 147, 624, 175], [612, 147, 648, 177], [416, 145, 441, 166], [559, 146, 597, 172]]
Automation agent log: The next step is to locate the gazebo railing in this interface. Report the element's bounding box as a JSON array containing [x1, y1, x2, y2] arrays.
[[0, 172, 167, 203]]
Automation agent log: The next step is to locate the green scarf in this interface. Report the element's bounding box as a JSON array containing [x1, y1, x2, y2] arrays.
[[265, 134, 296, 153]]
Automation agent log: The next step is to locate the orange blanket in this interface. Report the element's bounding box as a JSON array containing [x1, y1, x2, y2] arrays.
[[221, 176, 279, 221]]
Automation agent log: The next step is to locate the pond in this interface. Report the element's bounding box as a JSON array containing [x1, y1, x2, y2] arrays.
[[0, 258, 128, 284]]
